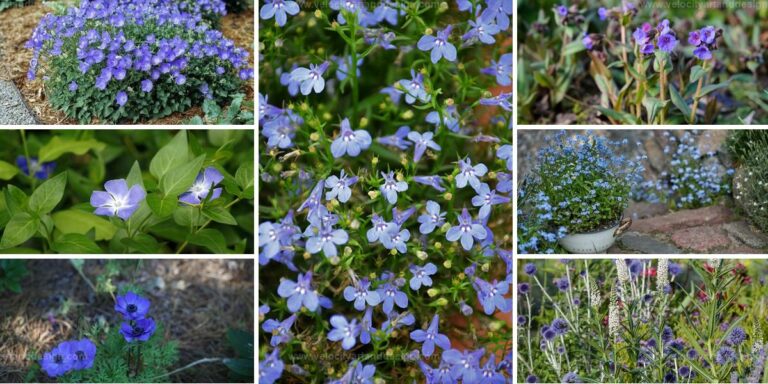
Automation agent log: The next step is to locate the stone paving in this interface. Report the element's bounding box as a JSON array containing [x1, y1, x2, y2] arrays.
[[609, 204, 768, 254]]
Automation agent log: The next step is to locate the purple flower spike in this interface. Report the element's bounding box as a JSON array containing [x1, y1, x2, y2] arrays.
[[331, 118, 372, 158], [90, 179, 146, 220], [343, 278, 381, 311], [446, 208, 487, 250], [325, 170, 359, 203], [417, 200, 445, 234], [328, 315, 360, 350], [407, 131, 441, 162], [456, 158, 488, 190], [409, 263, 437, 290], [289, 61, 329, 95], [379, 171, 408, 204], [120, 317, 156, 342], [260, 0, 300, 27], [410, 314, 450, 357], [16, 156, 55, 180], [115, 291, 151, 320], [417, 25, 457, 63], [179, 166, 224, 205], [278, 272, 319, 313]]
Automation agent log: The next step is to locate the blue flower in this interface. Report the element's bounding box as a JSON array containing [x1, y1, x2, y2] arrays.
[[16, 156, 55, 180], [456, 158, 488, 190], [289, 61, 329, 95], [331, 118, 372, 158], [379, 171, 408, 204], [410, 314, 450, 357], [377, 281, 408, 314], [260, 0, 300, 27], [277, 272, 319, 313], [331, 361, 376, 384], [68, 81, 78, 92], [727, 327, 746, 346], [481, 53, 512, 86], [179, 167, 224, 205], [425, 106, 460, 132], [367, 213, 397, 243], [115, 291, 151, 320], [446, 208, 487, 250], [414, 175, 446, 192], [261, 314, 297, 346], [259, 348, 284, 384], [39, 342, 74, 377], [377, 125, 412, 150], [482, 0, 512, 30], [373, 0, 401, 25], [262, 113, 300, 149], [409, 263, 437, 290], [90, 179, 146, 220], [325, 170, 358, 203], [479, 92, 512, 111], [115, 91, 128, 106], [562, 371, 581, 383], [417, 25, 456, 63], [343, 278, 381, 311], [475, 277, 511, 315], [472, 183, 511, 219], [333, 55, 363, 81], [496, 144, 513, 171], [298, 180, 325, 218], [397, 69, 431, 104], [462, 17, 500, 44], [62, 339, 96, 371], [329, 0, 369, 25], [305, 225, 348, 258], [442, 348, 485, 383], [392, 206, 416, 226], [328, 315, 360, 350], [407, 131, 441, 162], [360, 307, 375, 344], [381, 227, 410, 253], [381, 311, 415, 335], [417, 200, 446, 234], [119, 317, 156, 342], [598, 7, 608, 20]]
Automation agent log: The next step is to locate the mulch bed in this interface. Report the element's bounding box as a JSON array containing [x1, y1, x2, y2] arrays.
[[0, 259, 254, 383], [0, 3, 254, 125]]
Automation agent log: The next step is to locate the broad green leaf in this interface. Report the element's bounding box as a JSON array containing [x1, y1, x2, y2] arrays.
[[208, 130, 244, 147], [0, 247, 39, 254], [0, 161, 18, 180], [147, 193, 177, 218], [642, 96, 665, 124], [226, 329, 254, 358], [595, 107, 641, 124], [669, 84, 691, 123], [0, 212, 38, 249], [188, 228, 227, 253], [38, 136, 106, 163], [28, 172, 68, 215], [126, 160, 144, 188], [202, 205, 237, 225], [699, 82, 730, 97], [149, 131, 189, 180], [235, 163, 254, 199], [52, 209, 117, 241], [52, 234, 102, 254], [561, 39, 586, 56], [0, 192, 9, 230], [160, 154, 205, 196], [121, 234, 161, 253], [223, 358, 253, 377], [5, 185, 28, 215], [173, 205, 205, 227], [689, 65, 706, 84]]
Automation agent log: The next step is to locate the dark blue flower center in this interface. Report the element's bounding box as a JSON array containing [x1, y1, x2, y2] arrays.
[[127, 304, 137, 313], [76, 351, 86, 361], [54, 354, 63, 364], [132, 327, 144, 336]]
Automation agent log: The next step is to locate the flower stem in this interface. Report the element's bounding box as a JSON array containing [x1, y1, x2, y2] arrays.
[[690, 61, 707, 124], [659, 58, 667, 124], [349, 13, 359, 123]]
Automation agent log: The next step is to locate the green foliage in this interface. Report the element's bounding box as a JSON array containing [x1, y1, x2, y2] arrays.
[[731, 134, 768, 233], [185, 94, 254, 125], [223, 329, 253, 381], [0, 259, 28, 293], [0, 0, 26, 12], [726, 130, 768, 165]]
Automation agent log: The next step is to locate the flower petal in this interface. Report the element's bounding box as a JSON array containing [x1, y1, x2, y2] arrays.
[[104, 179, 129, 196], [417, 35, 436, 51]]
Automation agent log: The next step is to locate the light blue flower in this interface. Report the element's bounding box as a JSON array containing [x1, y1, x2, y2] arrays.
[[417, 200, 446, 234], [260, 0, 300, 27], [367, 213, 396, 243], [343, 278, 381, 311], [331, 118, 372, 158], [289, 61, 329, 95], [407, 131, 441, 162], [456, 158, 488, 190], [327, 315, 360, 350], [410, 314, 450, 357], [381, 228, 409, 253], [325, 170, 358, 203], [417, 25, 456, 63], [471, 183, 511, 218], [446, 208, 487, 250], [379, 171, 408, 204], [305, 226, 348, 258], [409, 263, 437, 290]]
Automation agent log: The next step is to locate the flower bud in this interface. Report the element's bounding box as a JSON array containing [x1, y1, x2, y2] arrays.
[[425, 28, 433, 35], [483, 90, 493, 98], [308, 145, 317, 153], [314, 9, 322, 18], [300, 102, 309, 112], [344, 246, 352, 257], [310, 132, 320, 141], [330, 198, 340, 207], [317, 47, 324, 55], [323, 112, 333, 121], [457, 62, 465, 70], [303, 251, 311, 260], [439, 2, 449, 12], [274, 39, 284, 48], [488, 171, 497, 179], [443, 192, 453, 201], [481, 263, 490, 272], [296, 27, 303, 34], [458, 272, 465, 280], [331, 21, 339, 29], [435, 298, 448, 306], [350, 219, 360, 230], [443, 260, 452, 269], [489, 321, 503, 332], [459, 300, 473, 316], [401, 110, 414, 120], [371, 156, 379, 165], [259, 42, 266, 51], [390, 248, 398, 256], [416, 250, 428, 260], [434, 242, 442, 249], [374, 379, 386, 384], [360, 117, 369, 128], [445, 98, 454, 106], [440, 222, 451, 233], [385, 348, 394, 357], [396, 172, 404, 181], [368, 190, 379, 199], [307, 18, 317, 28], [427, 288, 440, 297], [272, 163, 283, 172], [329, 255, 340, 265]]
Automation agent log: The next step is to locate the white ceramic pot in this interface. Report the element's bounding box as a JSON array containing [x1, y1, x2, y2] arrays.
[[558, 224, 620, 254]]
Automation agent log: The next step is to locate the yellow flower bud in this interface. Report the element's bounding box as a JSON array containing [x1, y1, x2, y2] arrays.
[[274, 39, 284, 48], [300, 102, 309, 112], [390, 249, 398, 256], [308, 18, 317, 28], [427, 288, 439, 297], [439, 2, 449, 11], [372, 156, 379, 165], [317, 47, 325, 55], [396, 172, 404, 182], [379, 102, 387, 110], [401, 110, 414, 120], [331, 21, 339, 29], [350, 219, 360, 230], [329, 255, 340, 265], [488, 171, 497, 179], [489, 321, 503, 332], [443, 260, 452, 269], [457, 62, 465, 70], [314, 9, 322, 18], [303, 251, 311, 260], [435, 298, 448, 306], [259, 42, 266, 51], [443, 192, 453, 201], [458, 272, 465, 280], [425, 28, 433, 35], [385, 348, 394, 357], [481, 263, 490, 272], [310, 132, 320, 141], [272, 163, 283, 173], [416, 250, 428, 260], [309, 145, 317, 153], [323, 112, 333, 121], [446, 98, 454, 106], [420, 67, 428, 75], [368, 190, 379, 199], [360, 117, 368, 128], [434, 242, 442, 249], [296, 27, 304, 34]]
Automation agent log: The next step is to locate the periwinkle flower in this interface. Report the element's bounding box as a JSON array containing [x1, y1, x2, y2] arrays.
[[278, 272, 319, 312], [472, 183, 510, 218], [260, 0, 300, 27], [407, 131, 441, 162], [410, 314, 450, 357], [377, 126, 412, 150], [417, 25, 456, 63], [141, 79, 153, 93], [120, 317, 156, 342], [397, 69, 431, 104], [16, 156, 55, 180], [91, 179, 146, 220], [68, 81, 78, 92], [115, 291, 151, 320], [40, 342, 74, 377], [325, 170, 358, 203], [409, 263, 437, 290], [259, 348, 284, 384], [414, 175, 446, 192], [262, 314, 297, 346], [456, 158, 488, 190], [289, 61, 329, 95], [497, 144, 513, 171], [179, 167, 224, 205], [327, 315, 360, 350], [331, 118, 372, 158], [446, 208, 487, 250], [379, 171, 408, 204], [462, 17, 500, 44], [367, 213, 396, 243], [343, 278, 381, 311], [359, 307, 375, 344], [417, 200, 446, 234]]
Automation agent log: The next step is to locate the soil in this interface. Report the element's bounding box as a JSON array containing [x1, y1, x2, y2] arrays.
[[0, 259, 254, 383], [0, 4, 254, 125]]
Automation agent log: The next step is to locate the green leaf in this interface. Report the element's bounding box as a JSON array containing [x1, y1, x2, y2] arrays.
[[52, 210, 117, 241], [226, 329, 254, 358], [28, 172, 68, 215], [147, 193, 177, 218], [642, 96, 665, 124], [0, 212, 38, 249], [52, 233, 102, 254], [149, 131, 189, 180], [173, 205, 204, 228], [5, 185, 28, 215], [235, 163, 254, 199], [160, 154, 205, 196], [38, 137, 106, 163], [699, 82, 730, 97], [689, 65, 706, 84], [0, 161, 18, 180], [188, 228, 227, 253], [561, 39, 586, 56], [202, 205, 237, 225], [121, 234, 161, 253], [223, 358, 253, 377], [202, 98, 222, 120], [595, 107, 641, 124], [126, 160, 144, 188], [669, 84, 691, 123]]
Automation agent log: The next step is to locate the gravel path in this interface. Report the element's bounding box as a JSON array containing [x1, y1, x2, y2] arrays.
[[0, 79, 37, 124]]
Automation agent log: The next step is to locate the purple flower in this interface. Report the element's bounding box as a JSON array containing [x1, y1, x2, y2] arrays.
[[641, 43, 655, 55], [479, 92, 512, 111], [397, 69, 431, 104], [417, 25, 456, 63], [555, 5, 567, 17], [328, 315, 360, 350], [633, 28, 650, 45], [425, 106, 460, 132], [407, 131, 441, 162], [278, 272, 319, 313], [68, 81, 78, 92], [262, 314, 297, 346], [263, 112, 301, 149], [381, 227, 409, 253], [178, 166, 223, 205], [700, 26, 716, 44], [524, 263, 537, 275], [298, 180, 325, 218], [306, 226, 348, 258], [325, 170, 358, 204], [410, 314, 450, 357], [141, 79, 153, 93], [115, 291, 151, 320], [90, 179, 146, 220], [62, 339, 96, 371], [259, 348, 284, 384], [377, 281, 408, 314], [377, 126, 412, 150], [479, 354, 506, 384], [658, 33, 678, 53], [456, 158, 488, 190], [260, 0, 300, 27], [174, 74, 186, 85], [373, 0, 401, 25], [688, 30, 702, 46], [367, 213, 396, 243], [40, 342, 73, 377], [562, 371, 581, 383], [598, 7, 607, 20], [379, 171, 408, 204], [343, 278, 381, 310], [120, 317, 156, 342], [694, 46, 712, 60], [715, 346, 737, 365], [551, 318, 569, 335], [379, 86, 402, 104], [115, 91, 128, 106], [417, 200, 446, 234], [442, 348, 485, 383], [481, 0, 511, 30], [497, 144, 513, 171], [414, 175, 446, 192], [463, 18, 500, 45], [393, 206, 416, 226], [359, 307, 375, 344], [481, 53, 512, 86], [447, 208, 487, 250], [409, 263, 437, 290], [475, 277, 511, 315], [472, 183, 510, 219], [328, 0, 369, 25], [331, 118, 372, 158], [727, 327, 746, 346], [582, 33, 594, 50], [290, 61, 329, 95], [16, 156, 55, 180], [518, 283, 530, 295]]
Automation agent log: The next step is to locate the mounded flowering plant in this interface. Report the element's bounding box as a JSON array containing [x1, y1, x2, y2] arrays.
[[517, 259, 768, 383], [259, 1, 512, 380], [0, 130, 254, 254]]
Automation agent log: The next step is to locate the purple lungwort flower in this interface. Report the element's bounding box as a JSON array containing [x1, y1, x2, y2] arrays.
[[414, 175, 446, 192], [407, 131, 441, 162], [417, 25, 456, 63], [658, 33, 678, 53], [260, 0, 300, 27], [90, 179, 146, 220], [179, 166, 224, 205], [475, 277, 512, 315], [325, 170, 358, 203], [115, 291, 151, 320], [262, 314, 298, 346], [463, 17, 500, 45], [443, 348, 485, 383], [331, 118, 372, 158], [343, 278, 381, 310], [598, 7, 608, 20], [16, 156, 55, 180], [417, 200, 446, 234], [306, 225, 348, 258], [447, 208, 487, 250], [633, 27, 650, 45], [409, 263, 437, 290], [278, 272, 319, 312], [472, 182, 511, 218], [40, 342, 73, 377], [688, 30, 702, 46], [120, 317, 156, 342], [456, 158, 488, 190], [397, 69, 431, 104], [379, 171, 408, 204], [377, 126, 412, 150], [259, 348, 284, 384], [701, 26, 716, 44], [381, 227, 409, 253], [367, 213, 396, 243], [582, 33, 594, 50], [481, 53, 512, 86], [410, 314, 451, 357], [328, 315, 360, 350], [377, 281, 408, 314], [63, 339, 96, 371], [694, 46, 712, 60], [289, 61, 329, 95]]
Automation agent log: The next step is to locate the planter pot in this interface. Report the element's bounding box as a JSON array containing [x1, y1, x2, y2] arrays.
[[558, 224, 620, 254]]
